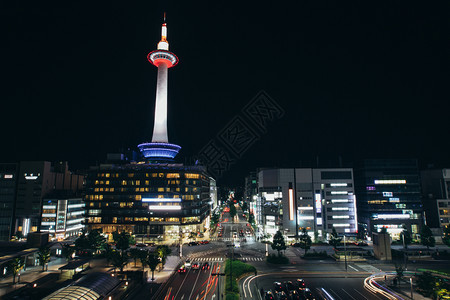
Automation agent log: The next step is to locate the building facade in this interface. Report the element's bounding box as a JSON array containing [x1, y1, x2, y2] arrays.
[[354, 159, 423, 240], [40, 195, 85, 241], [0, 161, 83, 240], [84, 163, 211, 243], [14, 161, 84, 237], [256, 168, 357, 241], [0, 164, 19, 241]]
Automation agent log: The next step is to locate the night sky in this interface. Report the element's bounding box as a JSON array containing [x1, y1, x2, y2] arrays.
[[2, 1, 449, 185]]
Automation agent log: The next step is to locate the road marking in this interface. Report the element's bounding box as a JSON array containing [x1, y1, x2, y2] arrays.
[[329, 289, 343, 300], [341, 288, 357, 300], [320, 288, 335, 300], [189, 263, 203, 300], [348, 265, 359, 272], [353, 289, 369, 300]]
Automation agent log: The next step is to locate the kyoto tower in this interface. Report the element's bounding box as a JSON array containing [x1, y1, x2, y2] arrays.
[[138, 15, 181, 162]]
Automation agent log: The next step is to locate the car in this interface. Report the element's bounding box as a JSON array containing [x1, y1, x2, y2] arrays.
[[303, 288, 316, 300], [264, 291, 275, 300], [296, 279, 306, 290], [199, 240, 210, 244], [188, 241, 199, 246], [185, 260, 191, 268], [178, 266, 187, 273], [276, 291, 288, 300], [218, 233, 223, 237], [289, 290, 301, 300], [357, 241, 368, 246], [273, 281, 285, 293], [284, 281, 295, 292], [202, 262, 210, 270], [192, 262, 200, 270]]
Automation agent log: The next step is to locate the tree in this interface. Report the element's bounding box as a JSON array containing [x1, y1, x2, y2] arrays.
[[156, 245, 171, 266], [113, 231, 131, 257], [8, 258, 24, 284], [271, 230, 287, 257], [139, 250, 149, 270], [88, 229, 106, 254], [394, 263, 404, 286], [129, 248, 145, 268], [443, 226, 450, 247], [421, 225, 435, 249], [61, 244, 75, 261], [75, 233, 90, 254], [229, 203, 237, 222], [299, 228, 312, 255], [400, 225, 412, 249], [147, 252, 160, 281], [328, 227, 342, 249], [248, 212, 255, 227], [37, 246, 51, 271], [110, 250, 128, 273], [241, 202, 248, 212], [416, 271, 437, 297]]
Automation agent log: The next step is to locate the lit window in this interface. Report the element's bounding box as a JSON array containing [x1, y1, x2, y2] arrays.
[[128, 173, 134, 178], [158, 188, 164, 192], [122, 180, 127, 185], [167, 173, 180, 178]]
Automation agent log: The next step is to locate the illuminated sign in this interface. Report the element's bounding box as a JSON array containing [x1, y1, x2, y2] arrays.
[[142, 198, 181, 202], [376, 214, 410, 220], [149, 205, 181, 210], [4, 174, 13, 179], [289, 183, 294, 221], [382, 192, 393, 197], [331, 191, 348, 195], [315, 194, 322, 213], [330, 183, 347, 187], [24, 173, 40, 180], [316, 217, 322, 225], [374, 180, 406, 185], [389, 198, 400, 203]]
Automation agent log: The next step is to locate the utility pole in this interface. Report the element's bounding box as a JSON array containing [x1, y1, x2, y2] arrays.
[[211, 272, 225, 300]]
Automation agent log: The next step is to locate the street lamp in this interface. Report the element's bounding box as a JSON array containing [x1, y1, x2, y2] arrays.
[[410, 277, 414, 299], [344, 235, 347, 272], [211, 272, 225, 300]]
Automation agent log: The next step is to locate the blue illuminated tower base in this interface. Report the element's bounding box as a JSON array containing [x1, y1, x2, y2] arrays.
[[138, 142, 181, 162]]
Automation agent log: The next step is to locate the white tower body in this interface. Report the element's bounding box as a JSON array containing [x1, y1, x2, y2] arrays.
[[152, 63, 169, 142]]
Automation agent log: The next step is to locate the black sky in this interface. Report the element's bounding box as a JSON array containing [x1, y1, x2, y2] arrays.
[[2, 1, 450, 185]]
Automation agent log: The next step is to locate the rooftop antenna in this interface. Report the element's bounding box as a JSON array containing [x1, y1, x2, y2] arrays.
[[164, 12, 166, 23]]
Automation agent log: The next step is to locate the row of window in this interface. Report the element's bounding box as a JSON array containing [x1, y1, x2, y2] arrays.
[[92, 187, 200, 193], [96, 172, 203, 179]]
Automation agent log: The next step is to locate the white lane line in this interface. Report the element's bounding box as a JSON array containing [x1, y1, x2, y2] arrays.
[[320, 288, 335, 300], [341, 288, 357, 300], [329, 289, 343, 300], [188, 266, 202, 300], [353, 289, 369, 300], [348, 265, 359, 272]]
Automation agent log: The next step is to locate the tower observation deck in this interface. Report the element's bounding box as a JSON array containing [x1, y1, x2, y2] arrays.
[[138, 17, 181, 162]]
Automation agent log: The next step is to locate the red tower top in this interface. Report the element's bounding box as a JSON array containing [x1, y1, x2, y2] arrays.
[[147, 18, 178, 68]]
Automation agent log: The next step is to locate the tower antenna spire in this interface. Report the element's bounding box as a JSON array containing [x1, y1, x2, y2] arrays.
[[163, 12, 166, 23]]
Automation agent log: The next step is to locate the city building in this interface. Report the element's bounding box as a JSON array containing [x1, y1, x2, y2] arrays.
[[244, 172, 258, 215], [0, 163, 19, 241], [431, 169, 450, 229], [420, 168, 448, 228], [0, 161, 83, 240], [256, 168, 357, 241], [40, 193, 85, 241], [354, 159, 423, 240], [83, 19, 212, 244]]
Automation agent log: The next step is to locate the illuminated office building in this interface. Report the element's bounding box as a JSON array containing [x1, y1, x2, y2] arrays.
[[256, 168, 357, 240], [40, 195, 85, 241], [354, 159, 423, 240]]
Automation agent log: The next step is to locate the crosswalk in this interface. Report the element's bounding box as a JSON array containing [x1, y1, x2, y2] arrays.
[[355, 263, 382, 273], [186, 256, 264, 262]]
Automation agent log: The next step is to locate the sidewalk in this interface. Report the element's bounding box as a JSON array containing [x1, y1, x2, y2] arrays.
[[0, 257, 66, 297]]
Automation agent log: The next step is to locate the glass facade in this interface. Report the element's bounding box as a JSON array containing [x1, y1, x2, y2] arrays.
[[354, 159, 423, 240], [84, 163, 211, 243]]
